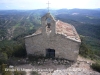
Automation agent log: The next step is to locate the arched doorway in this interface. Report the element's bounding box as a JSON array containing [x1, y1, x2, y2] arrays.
[[46, 48, 55, 58]]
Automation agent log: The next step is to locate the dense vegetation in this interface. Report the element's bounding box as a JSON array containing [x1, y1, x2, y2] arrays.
[[91, 62, 100, 72], [0, 9, 100, 73]]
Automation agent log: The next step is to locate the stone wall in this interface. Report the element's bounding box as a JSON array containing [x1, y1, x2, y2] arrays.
[[25, 33, 80, 61]]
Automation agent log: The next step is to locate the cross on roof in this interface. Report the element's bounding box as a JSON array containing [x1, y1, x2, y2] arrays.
[[46, 1, 51, 12]]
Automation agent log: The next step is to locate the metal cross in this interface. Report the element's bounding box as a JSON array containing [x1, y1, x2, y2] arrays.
[[46, 1, 51, 12]]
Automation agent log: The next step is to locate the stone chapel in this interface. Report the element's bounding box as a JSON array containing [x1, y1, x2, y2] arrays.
[[25, 12, 81, 61]]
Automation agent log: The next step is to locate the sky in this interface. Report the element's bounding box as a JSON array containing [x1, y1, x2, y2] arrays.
[[0, 0, 100, 10]]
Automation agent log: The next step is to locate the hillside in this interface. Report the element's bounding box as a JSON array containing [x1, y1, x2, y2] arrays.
[[0, 9, 100, 74], [0, 10, 42, 40]]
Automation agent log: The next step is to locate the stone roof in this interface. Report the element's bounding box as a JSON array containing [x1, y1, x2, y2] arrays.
[[25, 20, 81, 43], [56, 20, 81, 42]]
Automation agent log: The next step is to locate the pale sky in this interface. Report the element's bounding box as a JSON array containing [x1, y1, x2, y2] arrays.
[[0, 0, 100, 10]]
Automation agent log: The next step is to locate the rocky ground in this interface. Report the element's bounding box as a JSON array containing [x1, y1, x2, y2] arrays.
[[52, 56, 100, 75], [14, 55, 100, 75]]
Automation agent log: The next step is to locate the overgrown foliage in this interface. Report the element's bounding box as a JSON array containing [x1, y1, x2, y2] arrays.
[[0, 40, 27, 62], [91, 62, 100, 72], [79, 37, 95, 59]]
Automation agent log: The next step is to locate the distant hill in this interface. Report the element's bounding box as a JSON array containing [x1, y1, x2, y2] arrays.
[[0, 9, 100, 55]]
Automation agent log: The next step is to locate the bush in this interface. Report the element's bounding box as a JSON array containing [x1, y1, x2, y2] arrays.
[[13, 44, 27, 58], [91, 63, 100, 72]]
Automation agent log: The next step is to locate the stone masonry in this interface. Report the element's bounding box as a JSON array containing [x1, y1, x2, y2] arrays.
[[25, 13, 81, 61]]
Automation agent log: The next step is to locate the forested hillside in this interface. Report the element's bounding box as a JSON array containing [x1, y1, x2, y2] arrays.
[[0, 10, 43, 40]]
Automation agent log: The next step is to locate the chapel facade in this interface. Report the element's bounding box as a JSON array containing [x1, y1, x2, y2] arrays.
[[25, 13, 81, 61]]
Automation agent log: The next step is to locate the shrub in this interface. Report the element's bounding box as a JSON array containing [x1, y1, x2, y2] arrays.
[[91, 63, 100, 72]]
